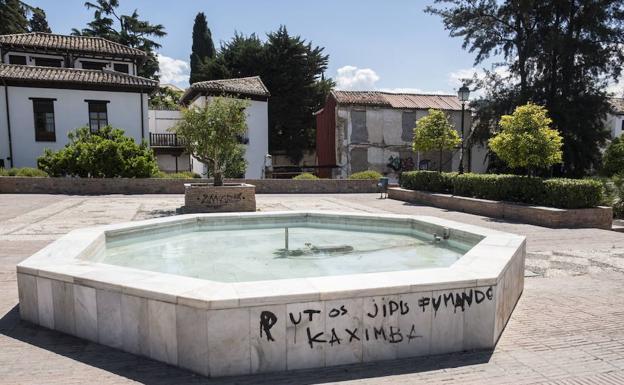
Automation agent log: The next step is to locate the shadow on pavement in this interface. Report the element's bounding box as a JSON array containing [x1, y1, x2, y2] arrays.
[[0, 304, 494, 385]]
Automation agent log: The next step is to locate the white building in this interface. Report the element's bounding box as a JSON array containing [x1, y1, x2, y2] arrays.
[[0, 32, 157, 169], [172, 76, 270, 179], [607, 98, 624, 139], [315, 91, 488, 179]]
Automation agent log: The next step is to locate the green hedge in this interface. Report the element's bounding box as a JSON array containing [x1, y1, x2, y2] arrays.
[[293, 172, 319, 180], [399, 171, 603, 209], [0, 167, 48, 177], [349, 170, 383, 180]]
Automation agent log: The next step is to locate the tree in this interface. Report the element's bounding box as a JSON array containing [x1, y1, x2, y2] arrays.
[[0, 0, 29, 34], [189, 12, 216, 84], [489, 103, 563, 174], [72, 0, 166, 80], [172, 97, 249, 186], [149, 86, 182, 110], [29, 7, 51, 32], [427, 0, 623, 176], [413, 109, 461, 172], [602, 135, 624, 177], [37, 126, 159, 178]]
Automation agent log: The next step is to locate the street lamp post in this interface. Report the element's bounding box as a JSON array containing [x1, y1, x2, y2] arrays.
[[457, 84, 470, 174]]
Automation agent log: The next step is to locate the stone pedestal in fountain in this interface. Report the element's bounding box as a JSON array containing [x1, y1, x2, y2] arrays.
[[181, 183, 256, 213]]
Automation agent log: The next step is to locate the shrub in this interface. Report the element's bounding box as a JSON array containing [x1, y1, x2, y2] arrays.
[[602, 136, 624, 177], [0, 167, 48, 177], [399, 171, 456, 193], [37, 126, 159, 178], [293, 172, 319, 180], [542, 178, 603, 209], [349, 170, 383, 180], [399, 170, 603, 209], [489, 103, 563, 173], [155, 171, 201, 179]]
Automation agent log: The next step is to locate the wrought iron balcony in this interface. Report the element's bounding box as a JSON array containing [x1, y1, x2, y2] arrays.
[[149, 133, 186, 148]]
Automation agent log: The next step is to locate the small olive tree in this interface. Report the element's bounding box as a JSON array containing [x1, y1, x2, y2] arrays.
[[173, 97, 249, 186], [489, 103, 563, 175], [413, 109, 461, 172]]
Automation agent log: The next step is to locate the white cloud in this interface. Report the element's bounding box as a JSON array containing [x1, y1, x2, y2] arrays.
[[157, 54, 190, 87], [335, 65, 380, 90], [447, 66, 511, 98], [379, 87, 449, 95]]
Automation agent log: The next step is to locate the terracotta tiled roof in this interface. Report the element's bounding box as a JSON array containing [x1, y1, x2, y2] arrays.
[[609, 98, 624, 114], [0, 64, 158, 90], [0, 33, 146, 58], [331, 90, 466, 111], [181, 76, 270, 104]]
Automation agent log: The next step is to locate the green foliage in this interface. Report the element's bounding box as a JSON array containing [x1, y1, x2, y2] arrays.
[[154, 171, 201, 179], [412, 109, 461, 172], [0, 0, 29, 34], [399, 171, 456, 193], [349, 170, 383, 180], [189, 12, 216, 84], [29, 7, 50, 32], [293, 172, 319, 180], [72, 0, 166, 80], [149, 86, 182, 110], [0, 167, 48, 177], [427, 0, 619, 176], [489, 104, 563, 173], [602, 136, 624, 177], [399, 171, 603, 209], [172, 97, 249, 186], [193, 26, 334, 163], [612, 174, 624, 218], [37, 126, 159, 178]]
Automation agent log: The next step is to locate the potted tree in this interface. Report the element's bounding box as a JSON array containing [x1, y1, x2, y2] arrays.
[[173, 96, 256, 212]]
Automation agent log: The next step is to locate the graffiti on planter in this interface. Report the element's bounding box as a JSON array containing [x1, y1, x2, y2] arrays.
[[198, 192, 243, 208]]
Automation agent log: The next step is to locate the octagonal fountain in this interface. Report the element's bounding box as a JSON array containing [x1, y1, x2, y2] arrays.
[[16, 211, 525, 377]]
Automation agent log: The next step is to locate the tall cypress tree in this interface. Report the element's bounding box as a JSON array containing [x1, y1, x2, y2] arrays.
[[189, 12, 216, 84], [29, 7, 51, 33]]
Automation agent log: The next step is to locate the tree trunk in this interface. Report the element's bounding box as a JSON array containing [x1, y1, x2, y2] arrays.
[[438, 148, 443, 173], [213, 170, 224, 187]]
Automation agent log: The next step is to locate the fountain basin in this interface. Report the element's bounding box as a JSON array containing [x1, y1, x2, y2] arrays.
[[16, 211, 525, 377]]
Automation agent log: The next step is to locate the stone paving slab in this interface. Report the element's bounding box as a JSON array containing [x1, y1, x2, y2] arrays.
[[1, 193, 624, 384]]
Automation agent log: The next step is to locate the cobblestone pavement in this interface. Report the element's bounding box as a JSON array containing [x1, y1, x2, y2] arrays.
[[1, 193, 624, 385]]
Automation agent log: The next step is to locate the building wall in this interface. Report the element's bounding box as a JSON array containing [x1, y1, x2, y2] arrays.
[[334, 105, 487, 180], [0, 85, 147, 168], [605, 113, 624, 139], [148, 109, 182, 133], [189, 96, 269, 179]]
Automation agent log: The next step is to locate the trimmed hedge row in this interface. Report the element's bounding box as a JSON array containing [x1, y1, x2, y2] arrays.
[[399, 171, 604, 209]]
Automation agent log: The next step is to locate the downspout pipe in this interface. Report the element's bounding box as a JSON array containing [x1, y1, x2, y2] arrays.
[[140, 90, 145, 141], [3, 81, 13, 168]]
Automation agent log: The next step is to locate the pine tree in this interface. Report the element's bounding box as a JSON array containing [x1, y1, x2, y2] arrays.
[[427, 0, 624, 176], [72, 0, 166, 80], [189, 12, 216, 84], [0, 0, 29, 34], [29, 7, 51, 33]]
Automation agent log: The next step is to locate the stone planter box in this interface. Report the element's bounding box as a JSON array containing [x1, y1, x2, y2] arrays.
[[181, 183, 256, 213], [388, 187, 613, 230]]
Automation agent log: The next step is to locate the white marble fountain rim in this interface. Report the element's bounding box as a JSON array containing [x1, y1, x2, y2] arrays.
[[16, 211, 526, 310]]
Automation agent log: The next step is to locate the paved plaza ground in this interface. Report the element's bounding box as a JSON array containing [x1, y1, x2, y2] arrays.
[[1, 193, 624, 384]]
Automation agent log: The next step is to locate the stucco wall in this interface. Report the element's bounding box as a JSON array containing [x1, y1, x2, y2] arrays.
[[0, 85, 148, 168], [605, 113, 624, 139], [335, 106, 487, 180], [148, 109, 182, 133]]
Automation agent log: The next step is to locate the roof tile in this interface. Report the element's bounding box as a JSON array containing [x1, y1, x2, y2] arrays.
[[181, 76, 270, 104], [0, 64, 158, 90], [0, 33, 146, 58], [332, 90, 465, 111]]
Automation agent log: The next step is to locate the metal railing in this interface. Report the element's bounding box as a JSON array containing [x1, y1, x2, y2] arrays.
[[149, 133, 186, 147]]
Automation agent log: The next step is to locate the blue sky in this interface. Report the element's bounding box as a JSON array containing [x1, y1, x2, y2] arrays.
[[26, 0, 486, 93]]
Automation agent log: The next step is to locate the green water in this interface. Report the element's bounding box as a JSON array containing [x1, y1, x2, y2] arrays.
[[94, 225, 469, 283]]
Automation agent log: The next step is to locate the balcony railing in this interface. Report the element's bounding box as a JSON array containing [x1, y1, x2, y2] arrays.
[[149, 133, 186, 147]]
